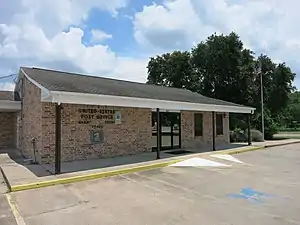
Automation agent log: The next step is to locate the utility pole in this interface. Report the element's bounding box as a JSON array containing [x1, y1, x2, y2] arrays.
[[258, 59, 265, 141]]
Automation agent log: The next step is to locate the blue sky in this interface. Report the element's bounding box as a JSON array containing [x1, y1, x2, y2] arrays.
[[0, 0, 299, 90]]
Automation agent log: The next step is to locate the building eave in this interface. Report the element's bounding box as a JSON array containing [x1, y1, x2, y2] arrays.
[[0, 100, 21, 112], [43, 91, 255, 114]]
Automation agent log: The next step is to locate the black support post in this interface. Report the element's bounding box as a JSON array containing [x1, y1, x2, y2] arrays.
[[156, 108, 161, 159], [55, 103, 62, 174], [247, 114, 252, 146], [212, 111, 216, 151]]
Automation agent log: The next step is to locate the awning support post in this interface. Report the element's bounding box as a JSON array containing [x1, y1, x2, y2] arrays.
[[247, 114, 252, 146], [55, 103, 62, 174], [156, 108, 161, 159], [212, 111, 216, 151]]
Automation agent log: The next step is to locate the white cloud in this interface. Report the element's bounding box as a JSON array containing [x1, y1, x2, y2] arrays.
[[0, 0, 128, 38], [133, 0, 300, 87], [133, 0, 213, 52], [0, 82, 15, 91], [1, 0, 300, 89], [91, 29, 113, 43], [0, 0, 150, 83]]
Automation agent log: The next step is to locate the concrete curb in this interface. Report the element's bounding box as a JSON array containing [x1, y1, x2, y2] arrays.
[[0, 167, 11, 193], [213, 146, 264, 155], [9, 158, 183, 192], [264, 140, 300, 148], [7, 141, 300, 192]]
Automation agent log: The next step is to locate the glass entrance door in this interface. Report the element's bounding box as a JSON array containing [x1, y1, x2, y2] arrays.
[[152, 112, 181, 150]]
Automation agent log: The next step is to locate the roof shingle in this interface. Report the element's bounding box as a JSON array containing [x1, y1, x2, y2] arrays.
[[21, 67, 250, 108]]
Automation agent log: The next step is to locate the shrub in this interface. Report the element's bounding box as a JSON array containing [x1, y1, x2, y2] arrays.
[[230, 128, 247, 142], [245, 129, 264, 142], [264, 118, 279, 140]]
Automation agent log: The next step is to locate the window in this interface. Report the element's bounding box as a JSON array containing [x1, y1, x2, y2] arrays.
[[216, 114, 223, 135], [194, 113, 203, 136]]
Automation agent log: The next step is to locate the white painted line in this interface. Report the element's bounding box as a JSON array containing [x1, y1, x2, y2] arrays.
[[6, 193, 26, 225], [169, 158, 231, 167], [211, 154, 244, 164]]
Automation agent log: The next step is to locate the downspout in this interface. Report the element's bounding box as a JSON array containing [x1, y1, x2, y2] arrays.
[[212, 111, 216, 151], [156, 108, 161, 159], [31, 138, 37, 164], [54, 93, 62, 174], [55, 103, 62, 174]]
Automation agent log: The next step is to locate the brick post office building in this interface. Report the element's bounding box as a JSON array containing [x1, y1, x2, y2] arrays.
[[0, 67, 255, 173]]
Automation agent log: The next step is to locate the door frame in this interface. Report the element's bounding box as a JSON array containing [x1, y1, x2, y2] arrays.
[[152, 111, 181, 151]]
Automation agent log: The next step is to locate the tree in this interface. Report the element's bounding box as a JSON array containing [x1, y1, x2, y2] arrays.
[[251, 55, 296, 137], [282, 91, 300, 128], [146, 32, 296, 139], [267, 62, 295, 115], [147, 51, 199, 92], [191, 32, 253, 105]]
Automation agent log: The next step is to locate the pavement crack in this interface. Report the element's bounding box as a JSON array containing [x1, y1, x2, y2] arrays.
[[25, 202, 84, 219]]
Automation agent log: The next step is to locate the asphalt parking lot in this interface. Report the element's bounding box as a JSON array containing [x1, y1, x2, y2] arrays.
[[0, 174, 17, 225], [7, 143, 300, 225]]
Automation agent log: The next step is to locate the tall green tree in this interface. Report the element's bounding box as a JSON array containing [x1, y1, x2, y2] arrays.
[[191, 32, 255, 105], [147, 51, 199, 92], [146, 32, 296, 139], [281, 91, 300, 128]]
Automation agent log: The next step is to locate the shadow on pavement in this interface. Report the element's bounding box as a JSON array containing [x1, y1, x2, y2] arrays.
[[42, 143, 247, 175], [0, 148, 52, 179], [0, 143, 247, 179]]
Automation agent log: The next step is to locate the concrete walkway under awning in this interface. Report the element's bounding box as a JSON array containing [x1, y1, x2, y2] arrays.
[[42, 139, 300, 174], [1, 139, 300, 192], [42, 144, 244, 174]]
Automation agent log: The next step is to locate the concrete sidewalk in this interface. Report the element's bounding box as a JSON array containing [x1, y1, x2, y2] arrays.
[[43, 139, 300, 174], [1, 139, 300, 192]]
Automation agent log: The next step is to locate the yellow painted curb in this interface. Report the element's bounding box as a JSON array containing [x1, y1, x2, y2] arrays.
[[213, 146, 265, 155], [9, 142, 299, 192], [10, 158, 183, 192]]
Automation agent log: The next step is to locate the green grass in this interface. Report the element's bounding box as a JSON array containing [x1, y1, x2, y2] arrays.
[[279, 128, 300, 132], [273, 131, 300, 140]]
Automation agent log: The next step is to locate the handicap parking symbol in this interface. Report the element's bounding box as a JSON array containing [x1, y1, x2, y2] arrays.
[[227, 187, 274, 204]]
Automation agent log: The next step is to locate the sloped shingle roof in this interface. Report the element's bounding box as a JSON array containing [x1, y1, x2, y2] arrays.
[[21, 67, 250, 109]]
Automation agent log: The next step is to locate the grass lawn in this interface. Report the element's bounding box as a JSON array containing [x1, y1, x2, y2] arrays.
[[273, 131, 300, 140]]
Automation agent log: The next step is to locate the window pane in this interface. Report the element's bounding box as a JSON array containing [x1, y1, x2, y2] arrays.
[[216, 114, 223, 135], [194, 113, 203, 136]]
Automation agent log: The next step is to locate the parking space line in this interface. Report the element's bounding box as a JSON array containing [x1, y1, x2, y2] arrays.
[[6, 193, 26, 225], [120, 174, 195, 203], [131, 172, 220, 202]]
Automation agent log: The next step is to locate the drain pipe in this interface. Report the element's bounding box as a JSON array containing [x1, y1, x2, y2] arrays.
[[31, 138, 37, 164]]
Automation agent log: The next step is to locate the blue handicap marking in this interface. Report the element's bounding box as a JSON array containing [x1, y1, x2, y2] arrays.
[[227, 187, 274, 204]]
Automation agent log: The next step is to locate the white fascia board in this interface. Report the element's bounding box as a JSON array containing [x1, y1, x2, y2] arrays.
[[46, 91, 255, 114], [0, 100, 21, 112], [151, 109, 181, 112]]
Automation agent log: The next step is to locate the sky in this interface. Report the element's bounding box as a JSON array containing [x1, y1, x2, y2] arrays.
[[0, 0, 300, 91]]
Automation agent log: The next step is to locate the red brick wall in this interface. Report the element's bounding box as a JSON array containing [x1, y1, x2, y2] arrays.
[[19, 76, 43, 161], [181, 111, 229, 150], [0, 91, 14, 100], [0, 113, 15, 148], [41, 103, 152, 163]]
